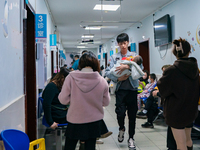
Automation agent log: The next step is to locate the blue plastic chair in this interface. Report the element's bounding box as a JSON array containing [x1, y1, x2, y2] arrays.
[[0, 129, 30, 150], [38, 97, 67, 150], [0, 129, 46, 150]]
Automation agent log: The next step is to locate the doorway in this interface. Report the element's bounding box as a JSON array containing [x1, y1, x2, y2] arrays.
[[23, 3, 36, 141], [139, 40, 150, 72], [105, 53, 107, 68]]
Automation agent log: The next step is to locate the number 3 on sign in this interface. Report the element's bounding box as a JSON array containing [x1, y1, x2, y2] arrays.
[[39, 15, 43, 22]]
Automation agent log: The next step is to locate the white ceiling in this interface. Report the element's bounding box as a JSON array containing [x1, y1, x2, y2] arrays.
[[47, 0, 174, 50]]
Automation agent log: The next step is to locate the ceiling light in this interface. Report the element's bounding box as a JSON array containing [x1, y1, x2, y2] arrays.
[[77, 46, 86, 48], [82, 39, 94, 43], [81, 34, 94, 38], [93, 4, 120, 11], [79, 43, 88, 45], [101, 26, 118, 29], [85, 27, 101, 30]]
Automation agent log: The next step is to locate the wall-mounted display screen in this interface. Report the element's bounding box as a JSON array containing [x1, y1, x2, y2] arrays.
[[154, 14, 172, 47]]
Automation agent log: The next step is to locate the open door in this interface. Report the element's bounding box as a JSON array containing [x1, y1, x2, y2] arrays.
[[23, 3, 36, 141], [139, 40, 150, 72]]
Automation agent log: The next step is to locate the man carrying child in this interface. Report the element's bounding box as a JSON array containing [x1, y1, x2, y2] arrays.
[[105, 33, 143, 150]]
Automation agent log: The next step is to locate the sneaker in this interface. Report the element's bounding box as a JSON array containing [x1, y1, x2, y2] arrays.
[[141, 122, 154, 128], [96, 139, 104, 144], [136, 111, 147, 119], [100, 131, 113, 138], [128, 138, 136, 149], [118, 128, 125, 143]]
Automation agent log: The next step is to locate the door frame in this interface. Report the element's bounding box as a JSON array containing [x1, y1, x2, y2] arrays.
[[138, 39, 150, 72], [23, 1, 37, 141]]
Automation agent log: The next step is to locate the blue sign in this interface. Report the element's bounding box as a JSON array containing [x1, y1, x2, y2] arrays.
[[25, 0, 28, 4], [110, 50, 113, 56], [103, 53, 106, 58], [35, 14, 47, 38], [98, 55, 101, 59], [50, 34, 57, 46], [59, 50, 66, 60], [131, 43, 136, 52], [99, 45, 102, 53]]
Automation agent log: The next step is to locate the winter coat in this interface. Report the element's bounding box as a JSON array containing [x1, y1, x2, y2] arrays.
[[58, 68, 110, 124], [157, 57, 199, 128]]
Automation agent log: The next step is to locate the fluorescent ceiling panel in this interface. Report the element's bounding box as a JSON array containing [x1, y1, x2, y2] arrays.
[[81, 35, 94, 38], [85, 27, 101, 30], [93, 4, 120, 11], [77, 46, 86, 48]]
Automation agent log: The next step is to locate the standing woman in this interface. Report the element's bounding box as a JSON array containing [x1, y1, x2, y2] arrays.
[[59, 51, 110, 150], [157, 38, 199, 150]]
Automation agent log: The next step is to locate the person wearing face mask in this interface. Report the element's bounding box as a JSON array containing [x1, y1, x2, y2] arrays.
[[137, 73, 157, 100], [137, 65, 171, 128], [138, 70, 149, 93]]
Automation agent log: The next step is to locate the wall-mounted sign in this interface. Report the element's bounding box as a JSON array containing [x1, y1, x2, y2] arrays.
[[110, 50, 113, 56], [35, 14, 47, 43], [99, 45, 102, 53], [98, 55, 101, 59], [131, 43, 136, 52], [103, 53, 106, 59], [50, 34, 57, 46], [50, 34, 57, 51]]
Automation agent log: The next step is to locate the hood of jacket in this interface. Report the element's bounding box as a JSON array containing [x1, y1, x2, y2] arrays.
[[69, 70, 101, 93], [174, 57, 199, 80]]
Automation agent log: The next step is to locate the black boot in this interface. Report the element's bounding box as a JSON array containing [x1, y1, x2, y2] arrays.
[[187, 145, 193, 150]]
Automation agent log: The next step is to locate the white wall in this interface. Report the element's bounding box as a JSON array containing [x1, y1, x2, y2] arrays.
[[0, 0, 24, 131], [103, 0, 200, 75], [0, 0, 23, 108], [34, 0, 55, 80]]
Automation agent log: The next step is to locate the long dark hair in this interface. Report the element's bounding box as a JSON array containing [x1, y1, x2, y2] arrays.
[[50, 68, 70, 90]]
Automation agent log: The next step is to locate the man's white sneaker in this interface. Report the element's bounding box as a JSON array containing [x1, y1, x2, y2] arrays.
[[118, 129, 125, 143], [128, 138, 136, 149]]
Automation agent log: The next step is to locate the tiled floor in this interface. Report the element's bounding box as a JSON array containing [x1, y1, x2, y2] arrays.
[[37, 95, 200, 150]]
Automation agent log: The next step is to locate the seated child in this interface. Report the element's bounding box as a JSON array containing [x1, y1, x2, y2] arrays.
[[137, 73, 157, 99], [110, 55, 144, 80]]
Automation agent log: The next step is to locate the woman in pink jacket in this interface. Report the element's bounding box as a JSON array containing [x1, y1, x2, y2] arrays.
[[59, 51, 110, 150]]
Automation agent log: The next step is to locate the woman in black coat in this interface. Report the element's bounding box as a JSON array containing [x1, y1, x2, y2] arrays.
[[157, 38, 199, 150]]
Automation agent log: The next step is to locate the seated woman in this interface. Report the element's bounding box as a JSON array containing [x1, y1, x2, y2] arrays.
[[42, 67, 70, 129], [137, 73, 157, 99]]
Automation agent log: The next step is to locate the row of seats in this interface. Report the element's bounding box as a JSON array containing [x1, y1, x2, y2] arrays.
[[0, 96, 67, 150], [0, 129, 45, 150]]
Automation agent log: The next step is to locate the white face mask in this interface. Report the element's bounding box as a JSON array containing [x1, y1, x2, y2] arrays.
[[148, 79, 151, 83]]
